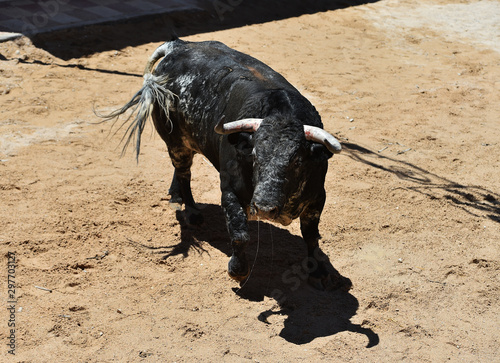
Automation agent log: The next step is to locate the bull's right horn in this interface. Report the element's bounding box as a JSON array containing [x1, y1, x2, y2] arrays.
[[214, 116, 263, 135], [304, 125, 342, 154]]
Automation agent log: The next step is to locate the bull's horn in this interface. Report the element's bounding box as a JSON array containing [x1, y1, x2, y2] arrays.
[[304, 125, 342, 154], [214, 117, 263, 135], [215, 118, 342, 154]]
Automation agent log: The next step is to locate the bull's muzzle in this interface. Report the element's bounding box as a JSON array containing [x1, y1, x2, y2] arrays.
[[250, 202, 280, 221]]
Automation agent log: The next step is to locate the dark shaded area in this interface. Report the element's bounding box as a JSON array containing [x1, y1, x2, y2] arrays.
[[130, 202, 378, 348], [342, 142, 500, 223], [28, 0, 381, 60]]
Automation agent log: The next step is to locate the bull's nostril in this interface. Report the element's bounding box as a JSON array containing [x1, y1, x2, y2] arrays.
[[253, 202, 279, 220]]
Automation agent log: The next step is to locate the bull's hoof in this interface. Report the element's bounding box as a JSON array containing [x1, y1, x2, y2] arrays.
[[228, 269, 249, 282], [168, 194, 183, 209], [228, 255, 249, 282], [169, 200, 182, 211]]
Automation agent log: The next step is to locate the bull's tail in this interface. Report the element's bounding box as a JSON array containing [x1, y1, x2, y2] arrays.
[[143, 42, 171, 76], [97, 46, 175, 161]]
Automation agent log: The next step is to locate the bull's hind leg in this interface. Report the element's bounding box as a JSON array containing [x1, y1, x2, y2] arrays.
[[150, 107, 202, 225], [167, 147, 203, 226], [168, 170, 185, 208]]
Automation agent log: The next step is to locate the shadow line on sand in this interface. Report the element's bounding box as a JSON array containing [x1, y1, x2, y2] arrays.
[[343, 142, 500, 223]]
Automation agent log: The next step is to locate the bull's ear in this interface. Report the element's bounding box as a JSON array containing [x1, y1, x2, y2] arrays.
[[228, 132, 254, 153], [309, 143, 334, 159], [228, 132, 252, 145]]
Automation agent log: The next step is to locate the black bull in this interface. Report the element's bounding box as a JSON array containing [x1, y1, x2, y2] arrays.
[[102, 38, 350, 290]]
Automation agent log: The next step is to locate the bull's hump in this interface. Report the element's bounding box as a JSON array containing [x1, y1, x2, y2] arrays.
[[245, 66, 266, 81], [187, 42, 283, 81]]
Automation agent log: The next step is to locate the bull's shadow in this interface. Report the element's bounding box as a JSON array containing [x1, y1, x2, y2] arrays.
[[145, 203, 379, 348]]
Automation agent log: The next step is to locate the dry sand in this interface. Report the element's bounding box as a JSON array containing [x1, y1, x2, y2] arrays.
[[1, 0, 499, 361]]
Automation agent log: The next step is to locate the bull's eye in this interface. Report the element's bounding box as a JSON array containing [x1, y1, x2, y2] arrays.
[[294, 157, 302, 168]]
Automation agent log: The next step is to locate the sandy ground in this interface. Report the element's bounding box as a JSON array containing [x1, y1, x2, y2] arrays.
[[1, 0, 499, 361]]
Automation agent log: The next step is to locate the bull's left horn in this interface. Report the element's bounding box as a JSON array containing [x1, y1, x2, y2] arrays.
[[214, 117, 263, 135], [304, 125, 342, 154]]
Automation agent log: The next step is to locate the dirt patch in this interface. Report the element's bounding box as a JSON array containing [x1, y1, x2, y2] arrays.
[[1, 0, 499, 361]]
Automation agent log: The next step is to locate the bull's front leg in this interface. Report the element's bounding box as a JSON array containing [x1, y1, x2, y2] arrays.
[[221, 189, 250, 282]]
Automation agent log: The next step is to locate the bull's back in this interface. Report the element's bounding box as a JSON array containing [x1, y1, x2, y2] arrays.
[[151, 39, 322, 163], [153, 40, 311, 121], [155, 39, 293, 93]]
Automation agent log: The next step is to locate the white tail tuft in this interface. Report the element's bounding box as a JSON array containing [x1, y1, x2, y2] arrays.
[[97, 72, 176, 162]]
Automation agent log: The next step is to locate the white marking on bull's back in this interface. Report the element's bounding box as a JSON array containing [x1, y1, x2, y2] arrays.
[[176, 74, 196, 94]]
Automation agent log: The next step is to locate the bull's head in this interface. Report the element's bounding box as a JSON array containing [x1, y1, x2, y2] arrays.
[[215, 115, 341, 224]]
